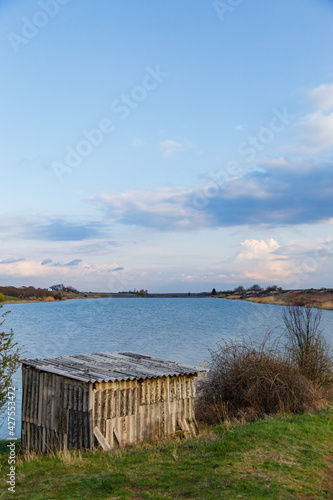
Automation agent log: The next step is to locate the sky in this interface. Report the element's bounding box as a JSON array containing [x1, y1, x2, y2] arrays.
[[0, 0, 333, 293]]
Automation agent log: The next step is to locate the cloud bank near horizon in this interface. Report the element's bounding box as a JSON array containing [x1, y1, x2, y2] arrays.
[[88, 161, 333, 231]]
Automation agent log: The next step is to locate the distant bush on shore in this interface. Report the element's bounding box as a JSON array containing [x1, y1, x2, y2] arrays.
[[0, 286, 61, 301], [197, 306, 333, 423]]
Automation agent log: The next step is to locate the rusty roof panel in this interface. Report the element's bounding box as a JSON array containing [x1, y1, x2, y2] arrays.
[[22, 351, 206, 383]]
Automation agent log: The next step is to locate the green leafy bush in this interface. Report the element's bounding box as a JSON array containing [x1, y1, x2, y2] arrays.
[[0, 305, 24, 414]]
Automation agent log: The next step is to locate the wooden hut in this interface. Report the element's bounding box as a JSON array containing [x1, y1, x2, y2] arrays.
[[21, 351, 205, 452]]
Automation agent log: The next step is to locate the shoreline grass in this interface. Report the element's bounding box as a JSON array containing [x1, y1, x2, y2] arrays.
[[1, 410, 332, 499], [245, 296, 333, 310], [221, 296, 333, 311]]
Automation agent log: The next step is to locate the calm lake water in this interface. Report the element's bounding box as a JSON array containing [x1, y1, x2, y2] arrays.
[[1, 298, 332, 438]]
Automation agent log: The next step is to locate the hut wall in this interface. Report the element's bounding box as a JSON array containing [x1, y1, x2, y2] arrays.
[[22, 368, 198, 452], [137, 374, 196, 441], [21, 366, 92, 452], [93, 374, 197, 448], [93, 379, 139, 447]]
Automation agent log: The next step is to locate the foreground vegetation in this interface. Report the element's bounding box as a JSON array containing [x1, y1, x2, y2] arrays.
[[0, 305, 24, 415], [0, 410, 332, 499], [197, 306, 333, 424]]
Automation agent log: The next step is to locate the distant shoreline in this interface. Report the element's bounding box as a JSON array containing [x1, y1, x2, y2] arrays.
[[1, 291, 210, 305], [1, 288, 333, 310], [221, 290, 333, 311]]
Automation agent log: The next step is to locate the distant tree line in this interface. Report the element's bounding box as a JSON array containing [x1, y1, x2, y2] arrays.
[[210, 285, 282, 296], [0, 286, 62, 301]]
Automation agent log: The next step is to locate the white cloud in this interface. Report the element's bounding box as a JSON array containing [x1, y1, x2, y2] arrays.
[[87, 160, 333, 231], [236, 238, 280, 261], [160, 139, 182, 158], [307, 82, 333, 112], [296, 110, 333, 154], [0, 258, 126, 290], [230, 235, 333, 286], [160, 137, 199, 158], [132, 137, 145, 146], [261, 157, 287, 167], [89, 187, 212, 231], [220, 176, 272, 200], [293, 82, 333, 154], [231, 237, 298, 283]]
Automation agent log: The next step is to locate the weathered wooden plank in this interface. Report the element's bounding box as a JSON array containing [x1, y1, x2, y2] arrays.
[[132, 387, 138, 415], [140, 380, 145, 406], [84, 411, 90, 448], [120, 389, 126, 417], [47, 374, 53, 429], [68, 384, 73, 410], [107, 389, 113, 419], [63, 432, 68, 451], [52, 376, 59, 431], [63, 382, 68, 409], [93, 426, 111, 451], [37, 372, 43, 426], [34, 369, 40, 422], [27, 368, 32, 421], [21, 367, 27, 422], [114, 388, 119, 418], [170, 377, 175, 402], [94, 390, 101, 429]]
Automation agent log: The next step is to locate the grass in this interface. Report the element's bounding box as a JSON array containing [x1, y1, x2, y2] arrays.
[[243, 296, 333, 310], [3, 296, 22, 302], [245, 296, 288, 306], [0, 410, 332, 499], [319, 301, 333, 310]]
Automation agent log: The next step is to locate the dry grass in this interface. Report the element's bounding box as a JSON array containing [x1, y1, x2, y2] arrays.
[[319, 301, 333, 310], [56, 449, 83, 465], [244, 294, 333, 310], [43, 296, 55, 302], [246, 296, 287, 305]]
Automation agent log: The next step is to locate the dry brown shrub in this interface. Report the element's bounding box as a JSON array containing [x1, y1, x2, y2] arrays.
[[43, 296, 55, 302], [283, 305, 333, 393], [196, 333, 329, 424]]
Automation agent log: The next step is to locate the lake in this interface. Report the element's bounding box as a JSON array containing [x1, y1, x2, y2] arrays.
[[1, 297, 332, 438]]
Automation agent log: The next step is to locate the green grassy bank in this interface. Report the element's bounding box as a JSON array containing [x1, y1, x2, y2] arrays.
[[1, 410, 332, 499]]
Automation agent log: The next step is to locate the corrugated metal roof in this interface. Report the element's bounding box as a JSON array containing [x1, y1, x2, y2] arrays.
[[22, 351, 206, 383]]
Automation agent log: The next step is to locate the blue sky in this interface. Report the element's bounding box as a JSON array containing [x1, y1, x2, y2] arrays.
[[1, 0, 333, 292]]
